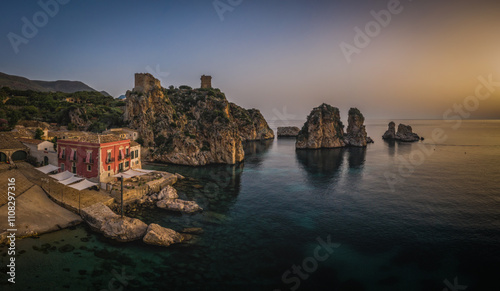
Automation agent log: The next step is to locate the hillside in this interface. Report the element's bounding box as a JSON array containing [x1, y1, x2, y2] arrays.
[[0, 72, 109, 95]]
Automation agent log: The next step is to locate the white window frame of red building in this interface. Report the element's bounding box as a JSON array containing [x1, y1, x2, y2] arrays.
[[87, 164, 92, 172], [86, 151, 92, 164], [59, 147, 65, 159]]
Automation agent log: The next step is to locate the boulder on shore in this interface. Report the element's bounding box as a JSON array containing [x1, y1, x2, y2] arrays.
[[157, 198, 203, 214], [382, 122, 420, 142], [143, 223, 185, 247], [277, 126, 300, 137], [157, 185, 179, 200], [81, 203, 148, 242]]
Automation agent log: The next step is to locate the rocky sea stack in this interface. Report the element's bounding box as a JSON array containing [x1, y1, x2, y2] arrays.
[[382, 122, 421, 142], [296, 104, 372, 149], [125, 73, 274, 166]]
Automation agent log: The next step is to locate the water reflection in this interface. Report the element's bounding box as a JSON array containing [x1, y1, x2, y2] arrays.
[[295, 148, 345, 186], [346, 147, 366, 169], [243, 139, 274, 168]]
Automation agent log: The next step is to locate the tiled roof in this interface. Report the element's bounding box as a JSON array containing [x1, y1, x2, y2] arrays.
[[0, 133, 28, 150], [130, 141, 141, 147], [59, 133, 127, 144], [18, 138, 44, 145]]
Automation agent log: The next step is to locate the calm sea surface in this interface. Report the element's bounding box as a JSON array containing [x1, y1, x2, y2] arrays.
[[1, 120, 499, 290]]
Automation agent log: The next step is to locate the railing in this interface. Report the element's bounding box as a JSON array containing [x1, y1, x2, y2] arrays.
[[106, 157, 115, 163], [125, 154, 131, 158], [70, 156, 77, 162], [85, 159, 94, 164], [59, 155, 66, 160]]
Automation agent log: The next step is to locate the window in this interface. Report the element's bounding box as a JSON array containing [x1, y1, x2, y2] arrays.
[[136, 161, 139, 165], [61, 163, 65, 171], [72, 162, 76, 174], [131, 151, 135, 159], [135, 150, 138, 158], [119, 163, 123, 172], [87, 165, 92, 172], [125, 161, 129, 168], [107, 151, 112, 162], [126, 148, 129, 156], [107, 165, 111, 171]]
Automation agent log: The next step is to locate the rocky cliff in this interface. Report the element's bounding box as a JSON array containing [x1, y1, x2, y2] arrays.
[[124, 74, 273, 165], [296, 104, 372, 149]]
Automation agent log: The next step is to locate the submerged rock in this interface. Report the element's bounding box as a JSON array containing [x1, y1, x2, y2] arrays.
[[143, 224, 185, 247], [81, 203, 148, 242], [156, 199, 203, 214], [382, 122, 420, 142], [181, 227, 204, 235], [277, 126, 300, 137], [296, 104, 345, 149]]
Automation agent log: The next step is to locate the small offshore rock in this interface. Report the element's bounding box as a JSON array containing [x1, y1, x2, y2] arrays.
[[277, 126, 300, 137]]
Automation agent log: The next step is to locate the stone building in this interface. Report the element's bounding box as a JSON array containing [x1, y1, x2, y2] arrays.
[[0, 133, 28, 163], [134, 73, 161, 93], [201, 75, 212, 89]]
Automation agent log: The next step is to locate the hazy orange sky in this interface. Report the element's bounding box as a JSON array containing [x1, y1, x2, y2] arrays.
[[2, 0, 499, 120]]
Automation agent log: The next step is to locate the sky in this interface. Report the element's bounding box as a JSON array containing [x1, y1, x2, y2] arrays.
[[1, 0, 500, 121]]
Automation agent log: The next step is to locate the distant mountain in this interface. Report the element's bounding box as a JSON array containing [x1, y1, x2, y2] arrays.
[[117, 95, 126, 100], [0, 72, 107, 94]]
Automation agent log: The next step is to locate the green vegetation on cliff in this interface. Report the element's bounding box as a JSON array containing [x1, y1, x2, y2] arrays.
[[0, 87, 124, 131]]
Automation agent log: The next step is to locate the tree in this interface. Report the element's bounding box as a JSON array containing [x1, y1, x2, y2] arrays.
[[34, 128, 44, 140]]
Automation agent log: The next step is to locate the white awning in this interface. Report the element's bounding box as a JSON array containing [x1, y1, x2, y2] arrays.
[[49, 171, 74, 181], [113, 173, 134, 179], [135, 169, 156, 173], [124, 169, 147, 176], [59, 176, 84, 185], [36, 164, 60, 174], [68, 179, 98, 191]]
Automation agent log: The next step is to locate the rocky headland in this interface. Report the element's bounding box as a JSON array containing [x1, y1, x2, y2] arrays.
[[382, 122, 421, 142], [296, 104, 373, 149], [125, 73, 274, 166]]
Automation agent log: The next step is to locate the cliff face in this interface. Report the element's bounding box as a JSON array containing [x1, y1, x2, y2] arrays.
[[229, 103, 274, 141], [125, 75, 272, 166], [344, 108, 370, 147], [296, 104, 372, 149], [296, 104, 345, 149]]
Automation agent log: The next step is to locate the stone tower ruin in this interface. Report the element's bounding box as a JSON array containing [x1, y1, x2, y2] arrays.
[[201, 75, 212, 89], [134, 73, 161, 93]]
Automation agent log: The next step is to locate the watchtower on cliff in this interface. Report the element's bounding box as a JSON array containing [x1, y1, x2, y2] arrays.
[[201, 75, 212, 89], [134, 73, 161, 93]]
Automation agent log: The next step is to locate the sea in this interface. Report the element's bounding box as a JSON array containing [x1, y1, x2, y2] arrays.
[[1, 120, 499, 291]]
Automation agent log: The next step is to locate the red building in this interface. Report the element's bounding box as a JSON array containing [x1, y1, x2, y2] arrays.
[[57, 133, 141, 183]]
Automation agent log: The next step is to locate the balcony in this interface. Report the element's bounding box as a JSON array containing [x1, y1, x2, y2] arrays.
[[70, 156, 77, 162], [85, 159, 94, 164], [58, 155, 66, 160], [106, 157, 115, 163], [125, 154, 131, 158]]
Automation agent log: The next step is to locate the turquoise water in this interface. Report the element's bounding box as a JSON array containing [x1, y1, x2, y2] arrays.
[[1, 120, 500, 290]]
